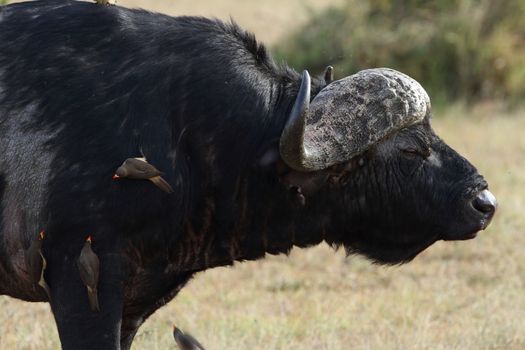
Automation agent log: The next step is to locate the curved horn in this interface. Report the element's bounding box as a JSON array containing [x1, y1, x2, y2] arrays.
[[279, 70, 311, 171], [324, 66, 334, 84], [280, 68, 430, 172]]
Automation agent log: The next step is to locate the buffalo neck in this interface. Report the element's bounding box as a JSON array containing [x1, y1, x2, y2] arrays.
[[169, 73, 331, 272], [127, 70, 331, 273], [175, 175, 332, 272]]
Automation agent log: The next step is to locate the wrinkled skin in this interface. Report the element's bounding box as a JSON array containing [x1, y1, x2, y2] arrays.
[[322, 119, 490, 263], [0, 1, 495, 349]]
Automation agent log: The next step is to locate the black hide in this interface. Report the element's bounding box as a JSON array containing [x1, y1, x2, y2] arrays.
[[0, 1, 494, 349]]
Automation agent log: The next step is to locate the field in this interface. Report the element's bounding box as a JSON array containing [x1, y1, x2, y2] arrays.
[[1, 1, 524, 349]]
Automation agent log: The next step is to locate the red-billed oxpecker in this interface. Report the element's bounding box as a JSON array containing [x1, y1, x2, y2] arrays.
[[25, 230, 52, 301], [113, 157, 174, 193], [77, 235, 100, 312], [173, 326, 205, 350]]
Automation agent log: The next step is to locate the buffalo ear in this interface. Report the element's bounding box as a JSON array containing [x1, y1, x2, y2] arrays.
[[280, 170, 329, 197], [281, 170, 329, 207], [256, 142, 329, 205]]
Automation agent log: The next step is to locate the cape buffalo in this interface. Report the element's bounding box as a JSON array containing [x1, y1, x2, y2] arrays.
[[0, 1, 497, 349]]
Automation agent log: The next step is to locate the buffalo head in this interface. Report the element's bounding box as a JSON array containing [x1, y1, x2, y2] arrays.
[[278, 68, 497, 264]]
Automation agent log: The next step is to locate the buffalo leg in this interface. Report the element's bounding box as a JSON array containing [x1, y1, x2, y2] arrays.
[[47, 252, 126, 350], [120, 271, 195, 349], [120, 314, 145, 350]]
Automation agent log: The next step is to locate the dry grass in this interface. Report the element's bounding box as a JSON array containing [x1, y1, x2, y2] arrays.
[[6, 0, 343, 45], [120, 0, 344, 45], [1, 1, 524, 350]]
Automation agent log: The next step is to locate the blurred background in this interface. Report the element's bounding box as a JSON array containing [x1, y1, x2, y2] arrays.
[[0, 0, 523, 349]]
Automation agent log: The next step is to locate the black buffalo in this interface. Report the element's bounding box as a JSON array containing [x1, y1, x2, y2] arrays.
[[0, 1, 497, 349]]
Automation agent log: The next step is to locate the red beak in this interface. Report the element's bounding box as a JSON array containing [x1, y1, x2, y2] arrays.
[[112, 174, 119, 179]]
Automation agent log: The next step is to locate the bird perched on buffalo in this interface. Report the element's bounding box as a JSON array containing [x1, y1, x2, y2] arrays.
[[77, 235, 100, 312], [93, 0, 116, 5], [113, 157, 174, 193], [25, 230, 52, 301], [173, 326, 205, 350]]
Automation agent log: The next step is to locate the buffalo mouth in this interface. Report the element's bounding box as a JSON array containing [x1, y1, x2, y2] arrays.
[[334, 186, 497, 264], [442, 188, 497, 241]]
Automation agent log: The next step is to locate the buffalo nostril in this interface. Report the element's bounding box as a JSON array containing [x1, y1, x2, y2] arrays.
[[472, 189, 498, 215]]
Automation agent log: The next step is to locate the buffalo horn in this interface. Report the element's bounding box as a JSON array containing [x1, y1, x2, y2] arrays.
[[279, 70, 311, 172], [279, 68, 431, 172]]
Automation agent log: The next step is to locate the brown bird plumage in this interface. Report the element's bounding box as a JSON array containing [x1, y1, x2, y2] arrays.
[[25, 231, 52, 301], [173, 326, 205, 350], [77, 236, 100, 312], [113, 157, 174, 193]]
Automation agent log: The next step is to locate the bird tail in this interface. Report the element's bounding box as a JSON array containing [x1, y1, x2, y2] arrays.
[[88, 289, 100, 312], [173, 326, 206, 350], [173, 325, 183, 340], [150, 176, 174, 194]]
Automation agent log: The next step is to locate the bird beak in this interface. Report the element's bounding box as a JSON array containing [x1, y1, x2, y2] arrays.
[[112, 174, 119, 179]]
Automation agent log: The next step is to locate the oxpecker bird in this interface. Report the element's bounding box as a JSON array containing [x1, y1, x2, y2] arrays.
[[77, 236, 100, 312], [93, 0, 116, 5], [25, 231, 52, 301], [113, 157, 174, 193], [173, 326, 205, 350]]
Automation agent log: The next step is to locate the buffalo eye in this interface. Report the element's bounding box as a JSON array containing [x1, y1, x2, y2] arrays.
[[400, 147, 431, 159]]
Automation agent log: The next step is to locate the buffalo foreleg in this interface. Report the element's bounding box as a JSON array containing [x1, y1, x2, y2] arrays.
[[120, 271, 195, 350], [47, 251, 126, 350]]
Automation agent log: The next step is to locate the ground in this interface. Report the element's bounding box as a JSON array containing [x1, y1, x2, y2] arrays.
[[1, 1, 523, 349]]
